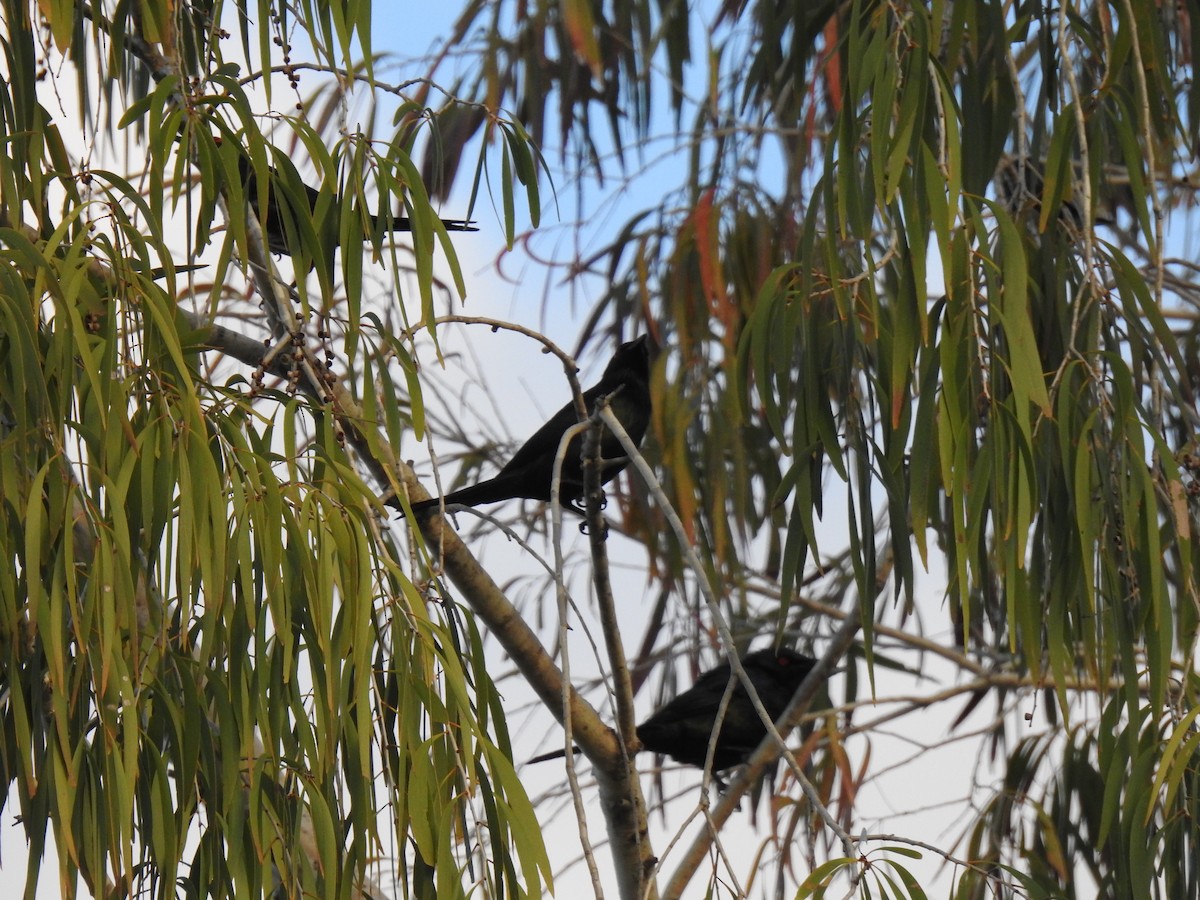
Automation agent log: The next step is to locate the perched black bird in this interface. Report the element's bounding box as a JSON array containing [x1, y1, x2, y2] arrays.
[[530, 648, 819, 771], [637, 648, 818, 770], [235, 154, 476, 264], [402, 335, 652, 516]]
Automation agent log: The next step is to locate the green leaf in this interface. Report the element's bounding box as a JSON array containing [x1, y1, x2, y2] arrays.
[[795, 856, 857, 897]]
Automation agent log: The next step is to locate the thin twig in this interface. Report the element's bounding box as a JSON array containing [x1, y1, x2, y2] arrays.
[[548, 419, 607, 898]]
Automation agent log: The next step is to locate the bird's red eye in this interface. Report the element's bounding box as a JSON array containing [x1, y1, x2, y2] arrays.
[[778, 656, 791, 666]]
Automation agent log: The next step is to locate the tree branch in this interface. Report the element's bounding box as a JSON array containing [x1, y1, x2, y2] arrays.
[[582, 404, 657, 899]]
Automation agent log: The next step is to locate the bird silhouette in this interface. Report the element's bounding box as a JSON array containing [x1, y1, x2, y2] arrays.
[[235, 153, 475, 267], [402, 335, 652, 516], [530, 648, 819, 771]]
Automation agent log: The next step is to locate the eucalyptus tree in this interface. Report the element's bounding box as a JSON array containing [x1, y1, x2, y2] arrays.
[[1, 0, 1198, 897]]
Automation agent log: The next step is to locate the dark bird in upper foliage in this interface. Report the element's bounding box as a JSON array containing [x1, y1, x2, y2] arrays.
[[235, 154, 476, 265], [401, 335, 653, 516], [995, 154, 1118, 232], [529, 648, 820, 771]]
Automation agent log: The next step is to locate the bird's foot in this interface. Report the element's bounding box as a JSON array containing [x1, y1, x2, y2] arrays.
[[569, 493, 609, 514], [578, 519, 611, 539]]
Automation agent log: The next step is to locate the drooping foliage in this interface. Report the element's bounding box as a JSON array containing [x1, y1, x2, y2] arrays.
[[2, 0, 1199, 896], [427, 0, 1200, 895], [0, 0, 549, 896]]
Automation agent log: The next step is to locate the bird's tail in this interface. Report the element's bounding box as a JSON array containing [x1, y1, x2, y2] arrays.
[[527, 746, 580, 765], [369, 215, 478, 234], [397, 475, 525, 518]]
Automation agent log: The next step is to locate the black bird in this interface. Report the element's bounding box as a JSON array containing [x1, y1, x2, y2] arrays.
[[637, 648, 818, 770], [235, 154, 476, 264], [530, 648, 819, 771], [402, 335, 652, 516]]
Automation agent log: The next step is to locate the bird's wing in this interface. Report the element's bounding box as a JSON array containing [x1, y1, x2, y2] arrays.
[[637, 663, 735, 730], [492, 395, 585, 479]]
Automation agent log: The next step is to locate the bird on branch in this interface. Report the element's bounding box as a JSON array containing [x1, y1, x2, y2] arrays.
[[399, 335, 652, 516], [530, 648, 820, 772], [231, 149, 475, 270]]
